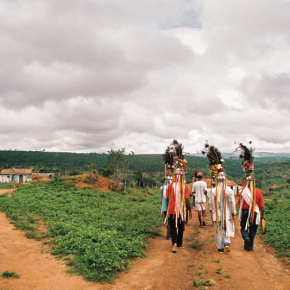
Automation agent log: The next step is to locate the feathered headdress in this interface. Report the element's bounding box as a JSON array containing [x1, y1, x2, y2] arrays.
[[236, 142, 257, 225], [202, 142, 225, 173], [202, 142, 227, 232], [162, 146, 175, 173], [162, 140, 187, 175], [235, 142, 254, 177]]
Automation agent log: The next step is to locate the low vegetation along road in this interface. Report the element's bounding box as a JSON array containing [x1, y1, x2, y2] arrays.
[[0, 188, 289, 290]]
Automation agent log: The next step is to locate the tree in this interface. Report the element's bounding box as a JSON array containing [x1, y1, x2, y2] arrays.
[[69, 170, 81, 176], [87, 163, 97, 183], [32, 165, 44, 180], [99, 167, 112, 178], [133, 169, 144, 187], [107, 148, 134, 188]]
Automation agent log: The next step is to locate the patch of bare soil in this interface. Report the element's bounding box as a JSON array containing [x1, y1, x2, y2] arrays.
[[69, 174, 116, 192], [0, 188, 14, 197], [0, 190, 289, 290]]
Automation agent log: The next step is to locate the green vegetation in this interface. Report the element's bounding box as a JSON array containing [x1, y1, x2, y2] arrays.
[[193, 279, 212, 287], [1, 271, 20, 279], [0, 180, 162, 282], [258, 198, 290, 259], [188, 239, 203, 249], [254, 160, 290, 194], [0, 183, 13, 189], [107, 148, 134, 188], [1, 150, 290, 188]]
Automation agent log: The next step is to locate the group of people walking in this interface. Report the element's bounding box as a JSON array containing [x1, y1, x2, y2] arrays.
[[161, 140, 266, 254]]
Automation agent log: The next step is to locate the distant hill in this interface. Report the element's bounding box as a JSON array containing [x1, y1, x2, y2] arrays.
[[1, 150, 290, 190]]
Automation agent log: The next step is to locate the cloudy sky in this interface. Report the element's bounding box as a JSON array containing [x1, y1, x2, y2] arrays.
[[1, 0, 290, 154]]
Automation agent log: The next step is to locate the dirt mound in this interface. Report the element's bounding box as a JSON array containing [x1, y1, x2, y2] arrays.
[[69, 174, 116, 192]]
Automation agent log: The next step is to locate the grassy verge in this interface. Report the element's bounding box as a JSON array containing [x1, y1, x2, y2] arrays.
[[258, 198, 290, 262], [0, 179, 162, 282], [0, 183, 13, 189]]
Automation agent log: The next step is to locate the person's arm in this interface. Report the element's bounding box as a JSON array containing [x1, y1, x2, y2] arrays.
[[259, 190, 266, 220], [192, 183, 195, 194], [185, 198, 192, 219], [166, 184, 171, 212], [260, 206, 265, 220]]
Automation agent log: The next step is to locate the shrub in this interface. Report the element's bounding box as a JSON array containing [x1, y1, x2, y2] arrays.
[[1, 271, 20, 279], [69, 170, 81, 176]]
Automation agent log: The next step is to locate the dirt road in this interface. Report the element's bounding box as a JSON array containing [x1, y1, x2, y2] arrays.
[[0, 189, 289, 289]]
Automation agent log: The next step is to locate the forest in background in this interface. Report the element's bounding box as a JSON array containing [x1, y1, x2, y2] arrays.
[[1, 150, 290, 194]]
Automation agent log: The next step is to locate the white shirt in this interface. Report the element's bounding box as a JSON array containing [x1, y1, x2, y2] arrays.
[[192, 180, 207, 203]]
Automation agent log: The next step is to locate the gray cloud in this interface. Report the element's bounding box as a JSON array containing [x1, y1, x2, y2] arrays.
[[1, 0, 290, 153]]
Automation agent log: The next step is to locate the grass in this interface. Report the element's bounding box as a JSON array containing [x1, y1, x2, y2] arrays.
[[1, 271, 20, 279], [193, 279, 212, 287], [188, 240, 203, 249], [0, 179, 163, 283], [258, 198, 290, 258], [184, 235, 195, 241], [0, 183, 13, 189]]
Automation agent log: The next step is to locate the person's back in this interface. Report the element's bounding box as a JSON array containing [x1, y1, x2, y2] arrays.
[[192, 173, 207, 227], [193, 180, 207, 202]]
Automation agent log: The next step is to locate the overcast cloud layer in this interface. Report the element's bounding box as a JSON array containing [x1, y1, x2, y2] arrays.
[[1, 0, 290, 154]]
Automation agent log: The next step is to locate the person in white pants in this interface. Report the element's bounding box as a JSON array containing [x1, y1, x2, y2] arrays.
[[208, 171, 236, 253]]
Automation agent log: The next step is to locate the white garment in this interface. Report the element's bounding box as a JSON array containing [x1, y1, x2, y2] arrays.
[[208, 184, 236, 238], [192, 181, 207, 203], [195, 202, 206, 211], [239, 186, 261, 226]]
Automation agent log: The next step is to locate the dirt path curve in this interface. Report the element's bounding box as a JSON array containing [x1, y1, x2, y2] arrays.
[[0, 189, 289, 290]]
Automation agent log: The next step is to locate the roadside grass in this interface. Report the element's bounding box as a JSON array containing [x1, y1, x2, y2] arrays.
[[0, 179, 162, 283], [258, 198, 290, 260], [0, 183, 13, 189]]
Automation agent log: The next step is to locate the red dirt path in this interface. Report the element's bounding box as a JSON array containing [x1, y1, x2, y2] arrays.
[[0, 188, 289, 290]]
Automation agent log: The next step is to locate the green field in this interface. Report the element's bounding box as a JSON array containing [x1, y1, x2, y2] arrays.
[[0, 177, 290, 282], [258, 198, 290, 261], [0, 179, 163, 282]]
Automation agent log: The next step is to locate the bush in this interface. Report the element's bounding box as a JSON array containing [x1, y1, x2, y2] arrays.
[[1, 271, 20, 279], [69, 170, 81, 176], [0, 183, 13, 189], [0, 183, 162, 282]]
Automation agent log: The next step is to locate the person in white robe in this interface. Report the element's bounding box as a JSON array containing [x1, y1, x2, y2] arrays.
[[208, 175, 236, 253]]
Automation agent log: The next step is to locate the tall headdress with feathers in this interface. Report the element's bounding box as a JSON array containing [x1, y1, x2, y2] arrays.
[[202, 142, 225, 180], [235, 142, 256, 226], [162, 139, 187, 176], [202, 142, 227, 233], [163, 140, 188, 228], [235, 143, 254, 178]]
